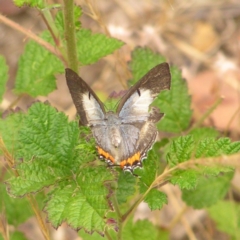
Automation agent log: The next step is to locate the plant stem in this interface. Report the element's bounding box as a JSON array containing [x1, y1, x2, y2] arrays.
[[224, 105, 240, 136], [63, 0, 78, 72], [105, 229, 112, 240], [40, 9, 68, 63], [112, 193, 121, 218], [28, 195, 50, 240], [189, 97, 223, 130], [41, 9, 60, 45], [0, 13, 67, 66], [122, 193, 148, 223], [111, 193, 122, 240]]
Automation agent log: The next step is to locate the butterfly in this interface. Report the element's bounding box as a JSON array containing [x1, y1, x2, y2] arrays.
[[66, 63, 171, 171]]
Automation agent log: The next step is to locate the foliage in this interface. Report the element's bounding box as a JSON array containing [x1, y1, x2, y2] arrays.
[[207, 200, 240, 239], [0, 1, 239, 240], [0, 56, 8, 103]]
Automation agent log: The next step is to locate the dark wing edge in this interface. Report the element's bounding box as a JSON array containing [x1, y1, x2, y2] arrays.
[[116, 62, 171, 114], [65, 68, 106, 125], [137, 122, 158, 158]]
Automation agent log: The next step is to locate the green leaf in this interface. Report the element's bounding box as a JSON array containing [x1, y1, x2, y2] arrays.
[[195, 138, 240, 175], [13, 0, 44, 8], [14, 31, 63, 97], [45, 166, 114, 233], [135, 143, 160, 188], [167, 135, 240, 165], [0, 56, 8, 103], [75, 127, 97, 164], [144, 188, 167, 210], [76, 29, 124, 65], [116, 171, 136, 204], [6, 157, 70, 196], [167, 135, 240, 190], [134, 144, 167, 210], [195, 137, 231, 158], [157, 66, 192, 133], [167, 135, 194, 166], [122, 219, 166, 240], [129, 47, 166, 85], [18, 102, 80, 162], [4, 103, 114, 233], [0, 111, 24, 155], [189, 127, 219, 141], [182, 172, 234, 208], [7, 231, 27, 240], [207, 200, 240, 239], [170, 169, 198, 190], [5, 102, 81, 196]]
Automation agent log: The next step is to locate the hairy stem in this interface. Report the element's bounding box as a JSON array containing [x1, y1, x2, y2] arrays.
[[63, 0, 78, 71]]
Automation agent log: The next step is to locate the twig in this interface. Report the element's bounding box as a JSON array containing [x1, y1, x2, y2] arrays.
[[166, 188, 197, 240], [122, 152, 240, 224], [190, 97, 223, 130], [224, 105, 240, 136], [0, 13, 67, 66]]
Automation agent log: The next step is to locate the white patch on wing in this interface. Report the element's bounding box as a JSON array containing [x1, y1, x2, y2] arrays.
[[132, 90, 153, 110], [82, 93, 105, 121], [119, 89, 153, 119]]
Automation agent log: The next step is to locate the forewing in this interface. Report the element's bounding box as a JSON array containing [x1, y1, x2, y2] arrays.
[[117, 63, 171, 122], [65, 68, 106, 126]]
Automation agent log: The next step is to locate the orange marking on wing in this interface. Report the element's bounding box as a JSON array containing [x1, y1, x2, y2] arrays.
[[120, 152, 141, 168], [97, 146, 115, 163]]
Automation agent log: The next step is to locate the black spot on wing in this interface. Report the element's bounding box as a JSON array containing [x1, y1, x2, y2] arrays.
[[137, 89, 141, 96]]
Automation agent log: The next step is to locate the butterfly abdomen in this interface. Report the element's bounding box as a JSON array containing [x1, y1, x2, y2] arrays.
[[110, 126, 121, 147]]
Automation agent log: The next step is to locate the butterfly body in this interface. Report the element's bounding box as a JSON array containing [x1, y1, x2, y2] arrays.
[[66, 63, 171, 171]]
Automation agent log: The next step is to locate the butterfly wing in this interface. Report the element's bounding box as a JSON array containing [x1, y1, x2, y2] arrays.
[[117, 63, 171, 123], [116, 63, 171, 170], [65, 68, 106, 126], [66, 64, 171, 171]]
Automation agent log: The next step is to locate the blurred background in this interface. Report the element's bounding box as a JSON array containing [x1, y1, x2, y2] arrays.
[[0, 0, 240, 239]]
